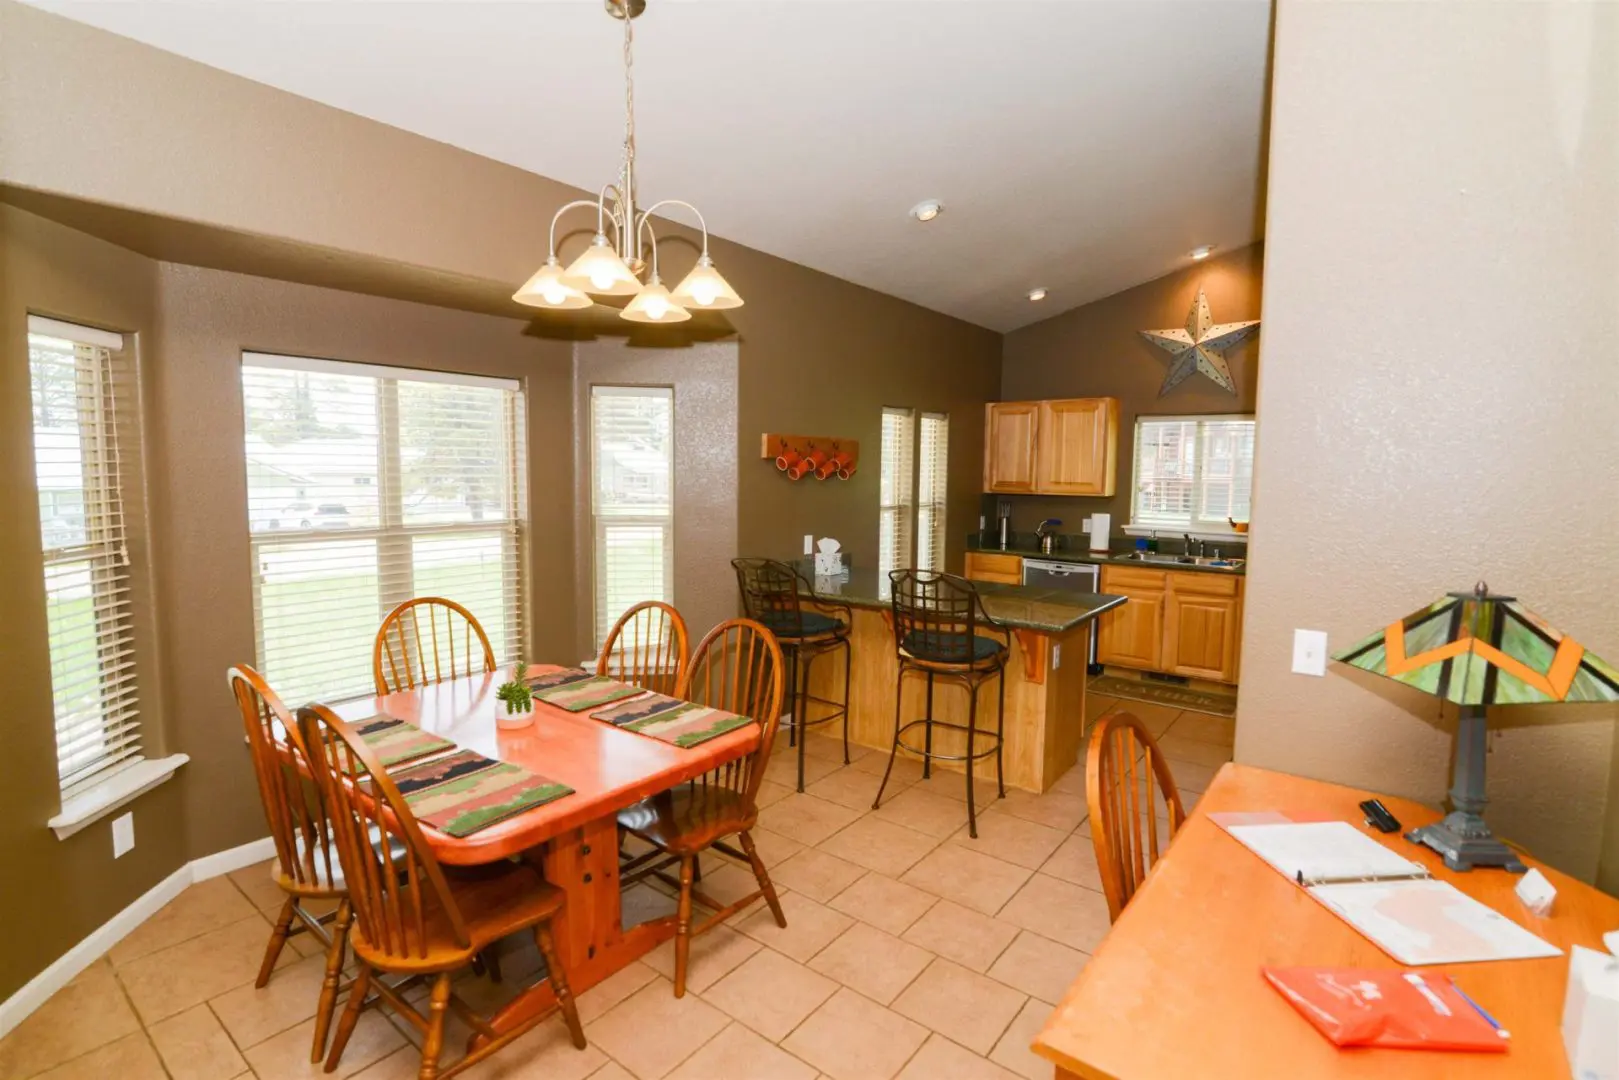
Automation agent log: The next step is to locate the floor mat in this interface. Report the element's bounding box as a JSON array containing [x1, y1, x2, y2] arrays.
[[1089, 674, 1236, 717]]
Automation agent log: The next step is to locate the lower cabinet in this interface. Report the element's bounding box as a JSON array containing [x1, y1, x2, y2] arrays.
[[1098, 566, 1244, 684], [964, 552, 1023, 585]]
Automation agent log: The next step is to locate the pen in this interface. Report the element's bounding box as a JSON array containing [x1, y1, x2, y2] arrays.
[[1449, 978, 1511, 1039]]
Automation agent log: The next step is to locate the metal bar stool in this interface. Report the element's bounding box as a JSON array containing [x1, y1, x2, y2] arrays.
[[732, 558, 853, 792], [873, 569, 1010, 838]]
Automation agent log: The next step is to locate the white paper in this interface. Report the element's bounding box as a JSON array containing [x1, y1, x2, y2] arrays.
[[1311, 878, 1562, 965], [1226, 821, 1427, 885], [1514, 867, 1556, 916]]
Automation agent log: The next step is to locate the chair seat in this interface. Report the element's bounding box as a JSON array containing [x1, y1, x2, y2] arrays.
[[348, 860, 564, 974], [759, 611, 844, 641], [618, 784, 757, 856], [901, 632, 1006, 667]]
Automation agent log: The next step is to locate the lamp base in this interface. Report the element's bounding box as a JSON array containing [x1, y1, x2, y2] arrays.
[[1405, 811, 1526, 874]]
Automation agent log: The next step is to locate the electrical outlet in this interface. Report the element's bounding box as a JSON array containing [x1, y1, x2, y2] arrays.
[[803, 534, 814, 556], [1292, 629, 1329, 676], [1052, 643, 1062, 670], [978, 515, 986, 531], [112, 812, 135, 858], [1080, 516, 1093, 531]]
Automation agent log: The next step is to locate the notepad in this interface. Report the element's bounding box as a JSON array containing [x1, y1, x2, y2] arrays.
[[1222, 820, 1562, 966]]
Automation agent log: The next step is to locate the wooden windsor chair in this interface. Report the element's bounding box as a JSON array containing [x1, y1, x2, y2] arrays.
[[373, 597, 496, 695], [296, 703, 586, 1079], [596, 600, 690, 696], [229, 664, 354, 1063], [616, 617, 788, 997], [1085, 710, 1188, 922]]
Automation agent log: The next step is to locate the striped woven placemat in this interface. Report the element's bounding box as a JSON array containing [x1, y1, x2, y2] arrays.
[[347, 715, 455, 770], [386, 749, 573, 838], [591, 692, 754, 748]]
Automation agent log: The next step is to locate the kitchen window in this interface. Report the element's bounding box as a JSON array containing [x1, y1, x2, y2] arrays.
[[916, 412, 949, 571], [878, 406, 916, 579], [1130, 415, 1256, 532], [242, 354, 527, 703], [591, 386, 674, 650], [27, 317, 145, 795]]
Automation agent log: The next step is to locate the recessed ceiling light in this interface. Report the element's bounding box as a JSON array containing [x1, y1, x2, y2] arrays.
[[1190, 245, 1213, 260], [909, 200, 944, 223], [1028, 287, 1048, 302]]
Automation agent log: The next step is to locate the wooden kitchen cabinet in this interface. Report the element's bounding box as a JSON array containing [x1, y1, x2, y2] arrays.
[[1095, 566, 1166, 671], [1098, 565, 1244, 684], [964, 552, 1023, 585], [984, 397, 1118, 496], [1036, 398, 1119, 496], [984, 402, 1040, 493]]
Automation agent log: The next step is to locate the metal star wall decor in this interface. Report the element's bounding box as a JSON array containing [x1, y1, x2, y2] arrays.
[[1139, 288, 1260, 396]]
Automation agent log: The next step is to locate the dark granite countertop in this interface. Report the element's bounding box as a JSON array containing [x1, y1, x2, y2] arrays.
[[965, 538, 1247, 577], [797, 563, 1125, 634]]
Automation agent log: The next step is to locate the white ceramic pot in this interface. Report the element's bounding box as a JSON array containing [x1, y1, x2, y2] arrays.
[[496, 704, 535, 730]]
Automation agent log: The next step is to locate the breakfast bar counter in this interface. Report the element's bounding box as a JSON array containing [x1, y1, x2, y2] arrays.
[[802, 566, 1124, 794]]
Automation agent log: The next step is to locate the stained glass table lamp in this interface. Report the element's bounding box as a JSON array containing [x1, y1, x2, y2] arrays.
[[1333, 582, 1619, 872]]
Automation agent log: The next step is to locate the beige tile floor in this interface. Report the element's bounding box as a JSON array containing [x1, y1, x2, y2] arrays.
[[0, 695, 1231, 1080]]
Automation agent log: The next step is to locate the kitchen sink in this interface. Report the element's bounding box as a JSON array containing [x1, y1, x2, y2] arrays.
[[1119, 552, 1245, 570]]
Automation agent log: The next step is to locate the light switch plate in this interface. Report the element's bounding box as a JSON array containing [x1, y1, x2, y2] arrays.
[[1052, 643, 1062, 670], [1292, 629, 1329, 676], [803, 534, 814, 556], [112, 812, 135, 858], [1080, 516, 1093, 531]]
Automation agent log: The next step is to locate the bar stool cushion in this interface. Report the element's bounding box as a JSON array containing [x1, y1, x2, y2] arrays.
[[902, 632, 1005, 664], [760, 611, 843, 640]]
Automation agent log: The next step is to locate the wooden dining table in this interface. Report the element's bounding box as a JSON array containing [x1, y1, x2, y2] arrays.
[[1034, 763, 1619, 1080], [330, 664, 759, 1040]]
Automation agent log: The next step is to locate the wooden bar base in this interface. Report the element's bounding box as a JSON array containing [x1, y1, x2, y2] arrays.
[[809, 607, 1092, 793]]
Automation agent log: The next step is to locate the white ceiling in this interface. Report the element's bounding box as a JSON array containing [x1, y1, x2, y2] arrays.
[[26, 0, 1273, 331]]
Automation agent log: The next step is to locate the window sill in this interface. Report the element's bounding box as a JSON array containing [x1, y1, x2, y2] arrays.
[[1121, 524, 1248, 542], [47, 754, 189, 840]]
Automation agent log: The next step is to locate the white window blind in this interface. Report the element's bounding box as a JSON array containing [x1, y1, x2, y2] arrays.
[[879, 407, 916, 578], [27, 318, 143, 794], [917, 412, 949, 571], [242, 354, 527, 703], [591, 386, 674, 650], [1131, 415, 1256, 531]]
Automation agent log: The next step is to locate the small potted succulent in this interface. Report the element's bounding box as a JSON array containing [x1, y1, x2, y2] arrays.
[[495, 655, 535, 729]]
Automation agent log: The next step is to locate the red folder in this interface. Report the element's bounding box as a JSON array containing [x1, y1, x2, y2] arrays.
[[1262, 967, 1510, 1053]]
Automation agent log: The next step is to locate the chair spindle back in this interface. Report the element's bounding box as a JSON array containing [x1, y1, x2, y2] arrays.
[[1086, 710, 1187, 922], [230, 664, 339, 892], [598, 601, 690, 696], [297, 703, 470, 960], [677, 618, 784, 806], [373, 597, 496, 695]]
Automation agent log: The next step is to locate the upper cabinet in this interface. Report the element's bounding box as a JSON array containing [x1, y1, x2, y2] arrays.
[[983, 401, 1041, 493], [984, 397, 1119, 496]]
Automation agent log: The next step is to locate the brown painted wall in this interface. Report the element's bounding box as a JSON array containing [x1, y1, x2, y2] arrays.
[[0, 0, 1002, 576], [999, 244, 1263, 538], [0, 206, 189, 1000], [1605, 733, 1619, 894], [1243, 0, 1618, 880]]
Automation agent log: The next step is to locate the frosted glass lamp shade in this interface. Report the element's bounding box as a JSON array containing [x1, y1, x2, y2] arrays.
[[512, 257, 594, 309], [620, 278, 691, 323], [670, 255, 743, 310], [562, 235, 642, 296]]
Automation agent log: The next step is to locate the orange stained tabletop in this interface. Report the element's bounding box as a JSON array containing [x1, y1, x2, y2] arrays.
[[1034, 763, 1619, 1080], [331, 664, 759, 865]]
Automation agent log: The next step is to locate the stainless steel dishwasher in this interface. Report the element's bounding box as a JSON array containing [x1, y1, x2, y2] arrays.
[[1021, 558, 1102, 669]]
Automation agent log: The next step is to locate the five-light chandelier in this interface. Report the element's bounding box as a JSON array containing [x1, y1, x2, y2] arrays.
[[512, 0, 742, 323]]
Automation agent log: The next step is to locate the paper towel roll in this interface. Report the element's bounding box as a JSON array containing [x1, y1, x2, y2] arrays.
[[1088, 513, 1112, 553]]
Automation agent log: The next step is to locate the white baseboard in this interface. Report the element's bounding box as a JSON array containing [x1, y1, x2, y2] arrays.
[[0, 834, 273, 1040]]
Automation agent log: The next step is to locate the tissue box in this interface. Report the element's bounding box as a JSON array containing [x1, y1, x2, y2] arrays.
[[1563, 945, 1619, 1080], [814, 551, 844, 576]]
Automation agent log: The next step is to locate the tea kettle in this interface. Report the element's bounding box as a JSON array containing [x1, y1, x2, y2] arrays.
[[1035, 519, 1063, 555]]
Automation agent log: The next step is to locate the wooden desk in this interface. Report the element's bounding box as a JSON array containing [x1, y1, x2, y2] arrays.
[[331, 665, 759, 1039], [1034, 763, 1619, 1079]]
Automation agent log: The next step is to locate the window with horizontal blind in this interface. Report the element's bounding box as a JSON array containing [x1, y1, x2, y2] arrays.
[[917, 412, 949, 571], [879, 407, 916, 578], [242, 355, 527, 703], [591, 386, 673, 650], [1130, 415, 1256, 531], [27, 317, 143, 794]]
